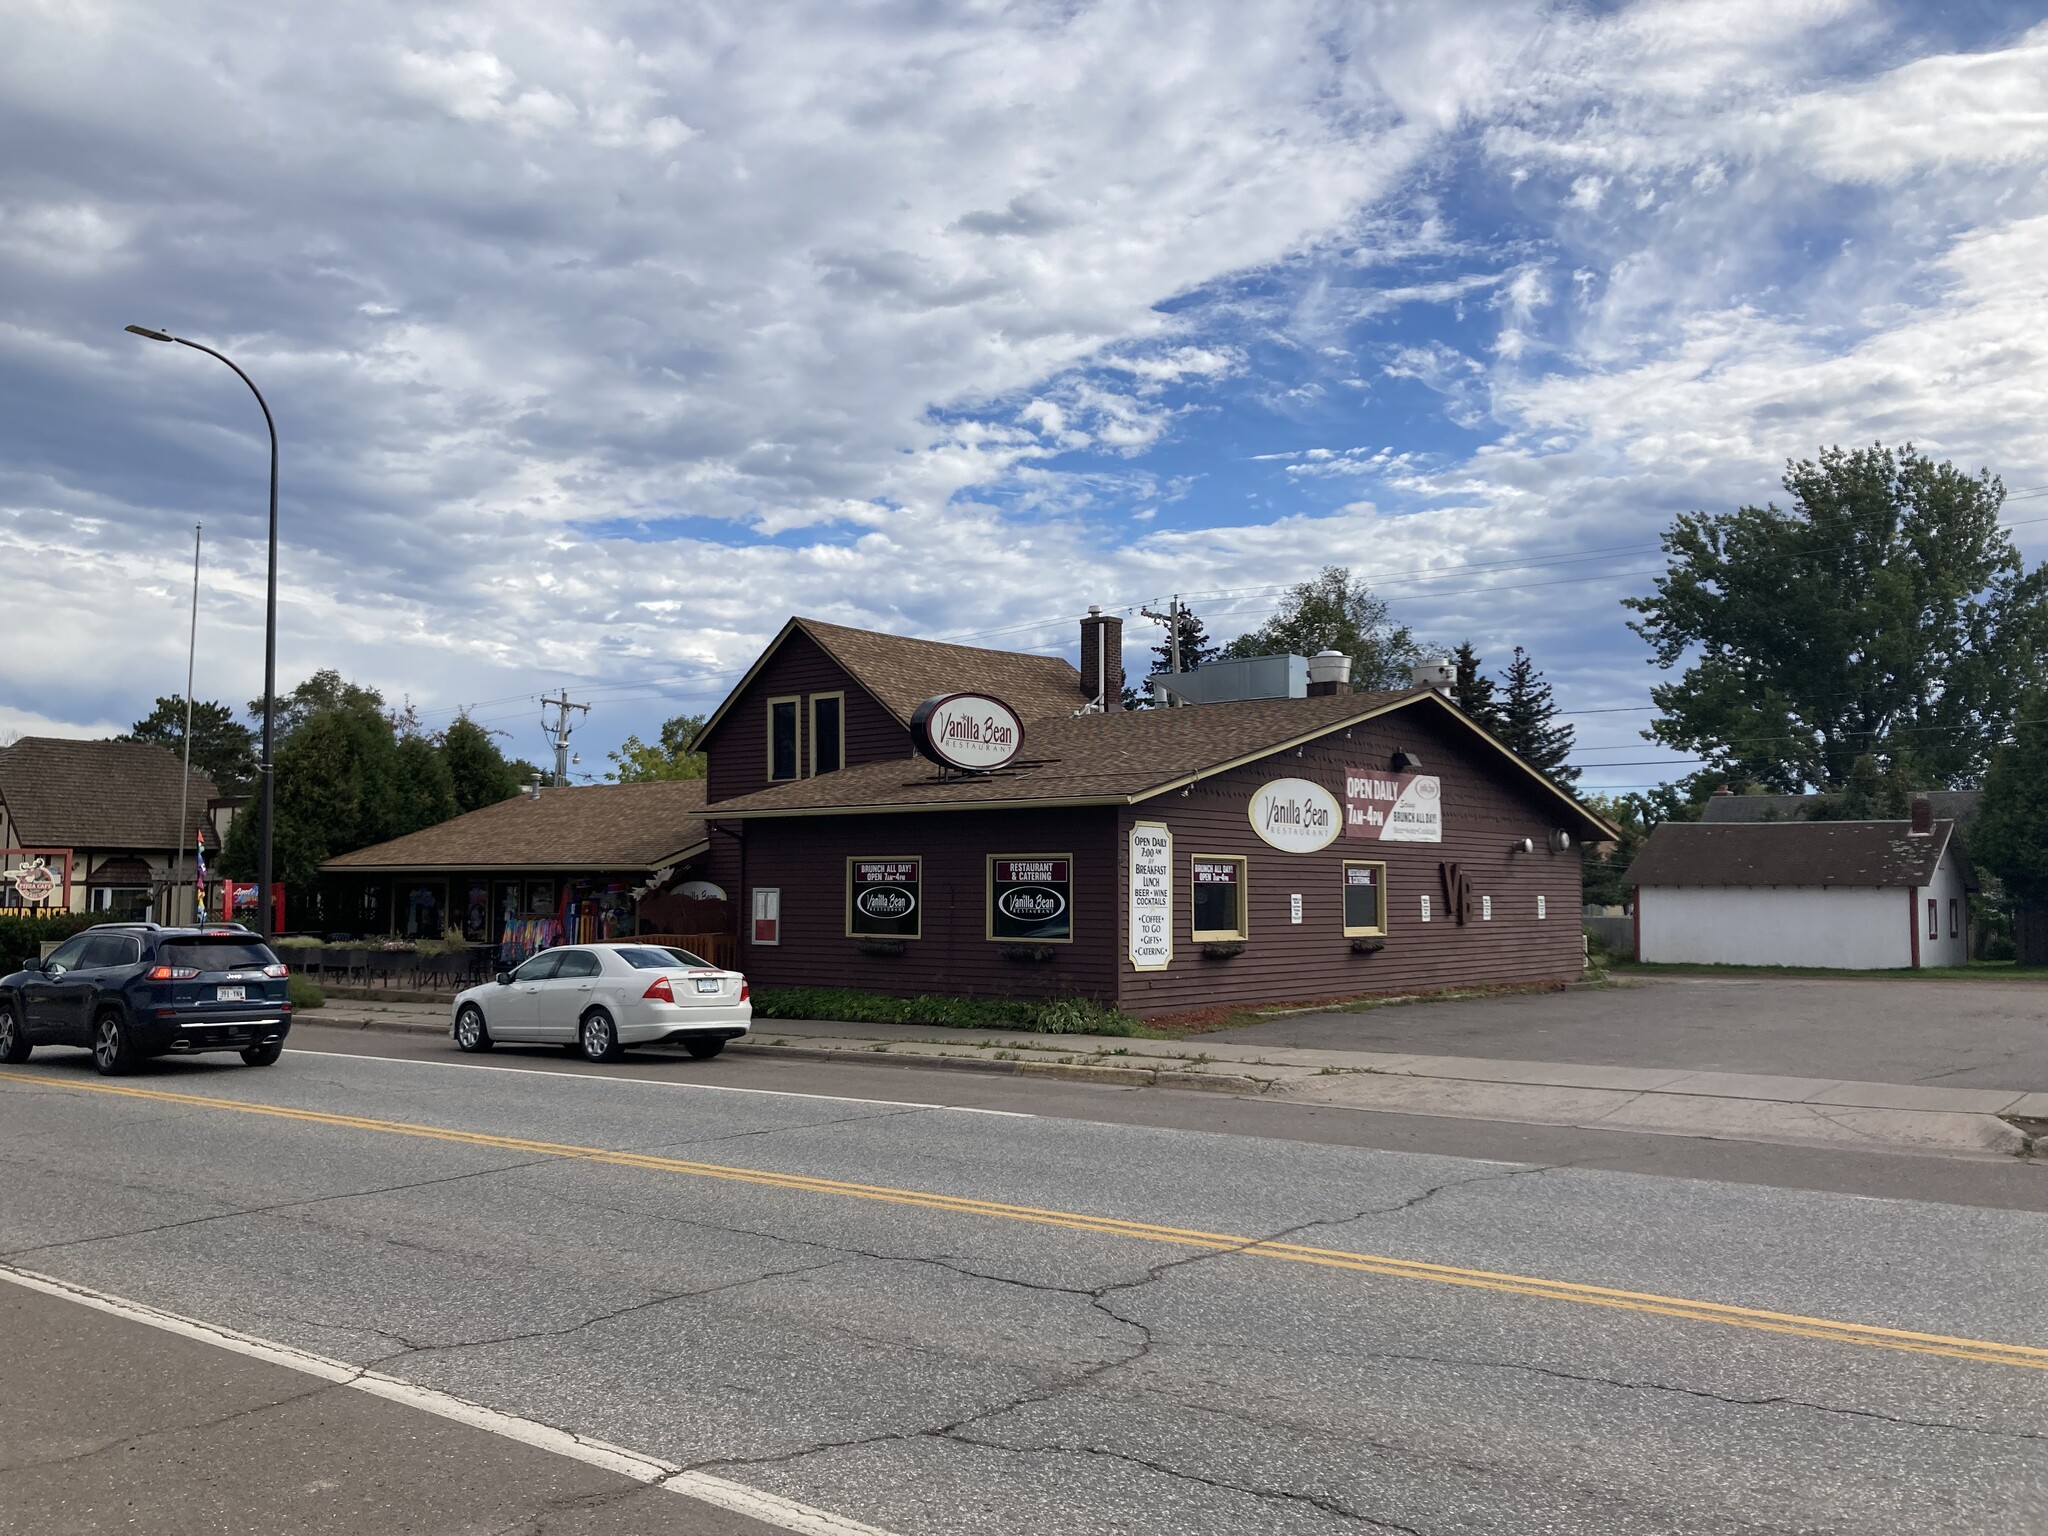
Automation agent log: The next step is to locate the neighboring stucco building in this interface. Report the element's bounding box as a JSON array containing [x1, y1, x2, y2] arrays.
[[0, 737, 229, 920], [1629, 801, 1975, 969]]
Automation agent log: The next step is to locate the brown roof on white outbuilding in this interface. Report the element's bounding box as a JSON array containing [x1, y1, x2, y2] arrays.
[[322, 780, 710, 874], [0, 737, 222, 850], [1628, 819, 1974, 891]]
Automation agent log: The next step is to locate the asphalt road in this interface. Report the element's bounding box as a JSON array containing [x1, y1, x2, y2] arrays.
[[1215, 975, 2048, 1088], [3, 1044, 2045, 1534]]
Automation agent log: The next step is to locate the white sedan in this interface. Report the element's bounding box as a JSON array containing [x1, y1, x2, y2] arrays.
[[451, 942, 750, 1063]]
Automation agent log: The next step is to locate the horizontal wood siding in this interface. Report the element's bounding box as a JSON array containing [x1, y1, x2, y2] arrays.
[[1116, 706, 1585, 1016], [736, 806, 1121, 1002], [706, 629, 911, 804]]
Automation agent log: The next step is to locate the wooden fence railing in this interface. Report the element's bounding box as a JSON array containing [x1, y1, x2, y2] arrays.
[[637, 932, 740, 969]]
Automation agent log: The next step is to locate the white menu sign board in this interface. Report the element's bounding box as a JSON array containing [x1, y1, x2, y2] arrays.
[[1128, 821, 1173, 971]]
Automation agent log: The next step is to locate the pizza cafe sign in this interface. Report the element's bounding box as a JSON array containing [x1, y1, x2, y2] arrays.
[[9, 857, 57, 904], [912, 692, 1023, 772]]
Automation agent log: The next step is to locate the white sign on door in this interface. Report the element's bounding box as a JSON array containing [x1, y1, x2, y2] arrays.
[[1129, 821, 1173, 971]]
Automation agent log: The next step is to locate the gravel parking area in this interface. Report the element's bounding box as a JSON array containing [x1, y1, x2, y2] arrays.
[[1208, 975, 2048, 1090]]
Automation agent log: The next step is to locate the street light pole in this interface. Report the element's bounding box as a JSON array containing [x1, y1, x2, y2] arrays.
[[126, 325, 279, 937]]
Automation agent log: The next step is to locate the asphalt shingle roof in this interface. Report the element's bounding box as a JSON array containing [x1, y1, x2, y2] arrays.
[[1628, 819, 1972, 890], [1701, 789, 1982, 826], [322, 780, 710, 872], [0, 737, 223, 850], [795, 617, 1088, 725], [706, 690, 1616, 839]]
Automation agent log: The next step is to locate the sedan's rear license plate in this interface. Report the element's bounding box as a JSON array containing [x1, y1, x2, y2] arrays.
[[217, 985, 245, 1001], [694, 978, 721, 994]]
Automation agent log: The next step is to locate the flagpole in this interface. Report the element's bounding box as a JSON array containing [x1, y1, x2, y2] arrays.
[[175, 523, 201, 924]]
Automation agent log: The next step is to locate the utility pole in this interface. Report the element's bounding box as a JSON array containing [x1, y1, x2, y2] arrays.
[[540, 691, 590, 786], [1139, 595, 1184, 706]]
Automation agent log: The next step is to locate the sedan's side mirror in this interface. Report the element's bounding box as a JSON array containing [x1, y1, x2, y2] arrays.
[[20, 956, 42, 973], [494, 971, 512, 986]]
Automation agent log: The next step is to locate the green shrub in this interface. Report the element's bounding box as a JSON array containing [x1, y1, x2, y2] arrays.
[[288, 974, 326, 1010], [753, 986, 1142, 1037], [0, 912, 106, 975]]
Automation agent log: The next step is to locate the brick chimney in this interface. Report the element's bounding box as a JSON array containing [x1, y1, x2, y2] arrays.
[[1909, 795, 1933, 835], [1079, 605, 1124, 712]]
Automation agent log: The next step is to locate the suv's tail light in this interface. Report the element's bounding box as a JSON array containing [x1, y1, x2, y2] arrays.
[[146, 965, 200, 981], [643, 975, 675, 1003], [263, 963, 289, 978], [738, 977, 750, 1002]]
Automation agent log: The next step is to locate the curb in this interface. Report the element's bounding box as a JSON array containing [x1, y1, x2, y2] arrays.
[[304, 1013, 448, 1039], [730, 1040, 1274, 1094]]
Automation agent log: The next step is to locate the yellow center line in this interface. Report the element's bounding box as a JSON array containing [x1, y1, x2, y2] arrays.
[[7, 1070, 2045, 1373]]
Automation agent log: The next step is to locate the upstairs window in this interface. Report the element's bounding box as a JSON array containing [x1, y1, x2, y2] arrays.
[[767, 697, 799, 781], [811, 693, 844, 776]]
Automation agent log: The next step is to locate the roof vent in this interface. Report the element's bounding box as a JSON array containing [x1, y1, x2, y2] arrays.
[[1410, 654, 1453, 692], [1306, 649, 1352, 697], [1909, 796, 1933, 836], [1147, 654, 1307, 705]]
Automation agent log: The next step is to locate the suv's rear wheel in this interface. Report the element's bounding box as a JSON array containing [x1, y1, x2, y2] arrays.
[[92, 1011, 138, 1076], [241, 1040, 284, 1067], [0, 1001, 29, 1064]]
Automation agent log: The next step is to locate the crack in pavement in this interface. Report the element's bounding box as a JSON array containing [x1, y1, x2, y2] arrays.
[[0, 1372, 365, 1474], [0, 1156, 562, 1263], [366, 1256, 853, 1364], [1346, 1349, 2048, 1442]]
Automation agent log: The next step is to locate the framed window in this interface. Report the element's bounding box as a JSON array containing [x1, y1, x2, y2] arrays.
[[988, 855, 1073, 943], [767, 696, 800, 781], [1342, 861, 1387, 937], [402, 881, 447, 940], [751, 888, 781, 946], [1191, 855, 1248, 941], [810, 693, 844, 776], [848, 858, 921, 939], [1928, 898, 1938, 941], [1949, 898, 1959, 939]]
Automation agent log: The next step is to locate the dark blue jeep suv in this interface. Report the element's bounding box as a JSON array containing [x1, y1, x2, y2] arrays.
[[0, 923, 293, 1074]]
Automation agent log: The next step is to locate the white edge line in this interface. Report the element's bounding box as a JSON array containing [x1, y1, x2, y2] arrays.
[[284, 1045, 1032, 1118], [0, 1261, 900, 1536]]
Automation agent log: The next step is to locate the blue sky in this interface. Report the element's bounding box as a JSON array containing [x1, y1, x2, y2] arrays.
[[4, 0, 2047, 793]]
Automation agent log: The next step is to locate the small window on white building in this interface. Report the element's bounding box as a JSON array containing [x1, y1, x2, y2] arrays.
[[1927, 898, 1937, 941], [1949, 898, 1959, 939]]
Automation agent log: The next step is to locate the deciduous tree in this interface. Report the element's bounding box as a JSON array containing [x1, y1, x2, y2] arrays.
[[1626, 443, 2048, 791], [605, 713, 707, 782], [1220, 566, 1419, 689]]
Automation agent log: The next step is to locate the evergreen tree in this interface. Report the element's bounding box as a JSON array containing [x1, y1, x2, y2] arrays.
[[1494, 646, 1578, 787], [126, 697, 258, 797], [1450, 642, 1500, 732], [1150, 605, 1216, 679], [1219, 566, 1419, 689]]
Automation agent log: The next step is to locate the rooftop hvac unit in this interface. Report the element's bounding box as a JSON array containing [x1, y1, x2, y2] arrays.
[[1148, 653, 1308, 705]]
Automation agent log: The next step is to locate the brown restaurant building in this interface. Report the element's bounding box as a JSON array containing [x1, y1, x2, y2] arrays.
[[694, 615, 1613, 1017]]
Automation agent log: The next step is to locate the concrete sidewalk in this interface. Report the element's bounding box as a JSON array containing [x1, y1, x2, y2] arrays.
[[301, 998, 2047, 1162]]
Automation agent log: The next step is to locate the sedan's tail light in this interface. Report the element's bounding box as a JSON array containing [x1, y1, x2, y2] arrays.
[[263, 963, 289, 978], [643, 975, 675, 1003], [146, 964, 200, 981], [738, 977, 750, 1002]]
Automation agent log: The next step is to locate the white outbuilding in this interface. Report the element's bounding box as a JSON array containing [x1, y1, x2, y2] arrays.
[[1628, 799, 1975, 970]]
